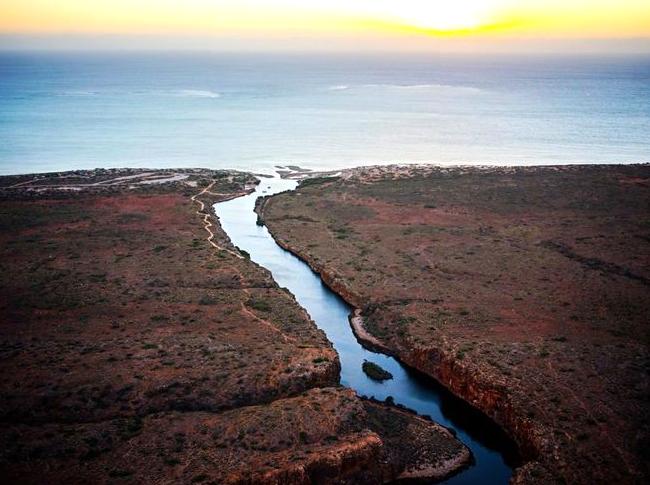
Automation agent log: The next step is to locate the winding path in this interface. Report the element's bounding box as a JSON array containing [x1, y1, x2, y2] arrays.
[[191, 180, 304, 346], [191, 181, 243, 259]]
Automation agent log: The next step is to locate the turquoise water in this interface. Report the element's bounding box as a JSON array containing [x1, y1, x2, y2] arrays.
[[216, 177, 519, 484], [1, 52, 649, 175]]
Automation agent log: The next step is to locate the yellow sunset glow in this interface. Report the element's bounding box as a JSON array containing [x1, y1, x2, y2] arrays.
[[381, 0, 502, 32], [0, 0, 649, 40]]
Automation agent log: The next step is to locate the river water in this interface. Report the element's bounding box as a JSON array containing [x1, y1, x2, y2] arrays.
[[215, 177, 518, 484]]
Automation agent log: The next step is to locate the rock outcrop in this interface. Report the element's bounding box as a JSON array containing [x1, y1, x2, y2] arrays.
[[259, 164, 650, 484]]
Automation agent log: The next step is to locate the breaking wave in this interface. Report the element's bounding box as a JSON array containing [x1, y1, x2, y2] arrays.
[[329, 83, 483, 94], [58, 90, 99, 97], [175, 89, 221, 98], [57, 89, 221, 99]]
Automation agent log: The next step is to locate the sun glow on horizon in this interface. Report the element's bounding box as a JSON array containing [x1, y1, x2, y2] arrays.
[[1, 0, 649, 50], [380, 0, 504, 32]]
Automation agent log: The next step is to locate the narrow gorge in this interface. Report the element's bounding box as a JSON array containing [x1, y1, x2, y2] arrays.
[[215, 176, 518, 485]]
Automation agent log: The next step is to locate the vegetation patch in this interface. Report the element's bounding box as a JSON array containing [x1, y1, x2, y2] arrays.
[[299, 176, 341, 188], [246, 297, 271, 312], [362, 360, 393, 381]]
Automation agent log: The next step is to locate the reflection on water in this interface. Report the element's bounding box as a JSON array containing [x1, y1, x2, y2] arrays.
[[215, 177, 519, 484]]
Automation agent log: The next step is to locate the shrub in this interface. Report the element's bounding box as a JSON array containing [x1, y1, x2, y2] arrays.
[[199, 295, 217, 305], [362, 361, 393, 381], [299, 176, 340, 188], [247, 298, 271, 312], [109, 469, 134, 478]]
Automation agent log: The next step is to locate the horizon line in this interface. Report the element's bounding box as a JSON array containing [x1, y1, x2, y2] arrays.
[[1, 33, 649, 55]]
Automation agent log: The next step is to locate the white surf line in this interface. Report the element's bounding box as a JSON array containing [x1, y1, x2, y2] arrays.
[[191, 181, 244, 259]]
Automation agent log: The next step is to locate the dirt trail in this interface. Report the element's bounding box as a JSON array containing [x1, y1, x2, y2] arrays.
[[191, 181, 243, 259], [7, 171, 188, 189], [191, 181, 299, 343]]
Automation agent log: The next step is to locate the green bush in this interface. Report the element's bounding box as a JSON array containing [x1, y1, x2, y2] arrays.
[[299, 176, 341, 188], [362, 361, 393, 381], [199, 295, 217, 305], [247, 298, 271, 312]]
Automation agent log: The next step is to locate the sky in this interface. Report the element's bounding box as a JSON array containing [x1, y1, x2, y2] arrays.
[[1, 0, 649, 53]]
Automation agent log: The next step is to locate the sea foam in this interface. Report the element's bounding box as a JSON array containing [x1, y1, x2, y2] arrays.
[[175, 89, 221, 98], [329, 83, 482, 94]]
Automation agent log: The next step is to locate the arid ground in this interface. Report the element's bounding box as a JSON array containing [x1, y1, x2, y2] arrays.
[[259, 164, 650, 484], [0, 169, 469, 484]]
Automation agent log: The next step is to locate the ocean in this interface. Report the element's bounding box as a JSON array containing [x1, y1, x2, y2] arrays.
[[0, 51, 649, 175]]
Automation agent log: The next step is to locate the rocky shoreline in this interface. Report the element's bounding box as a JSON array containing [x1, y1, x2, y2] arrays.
[[258, 164, 650, 484]]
